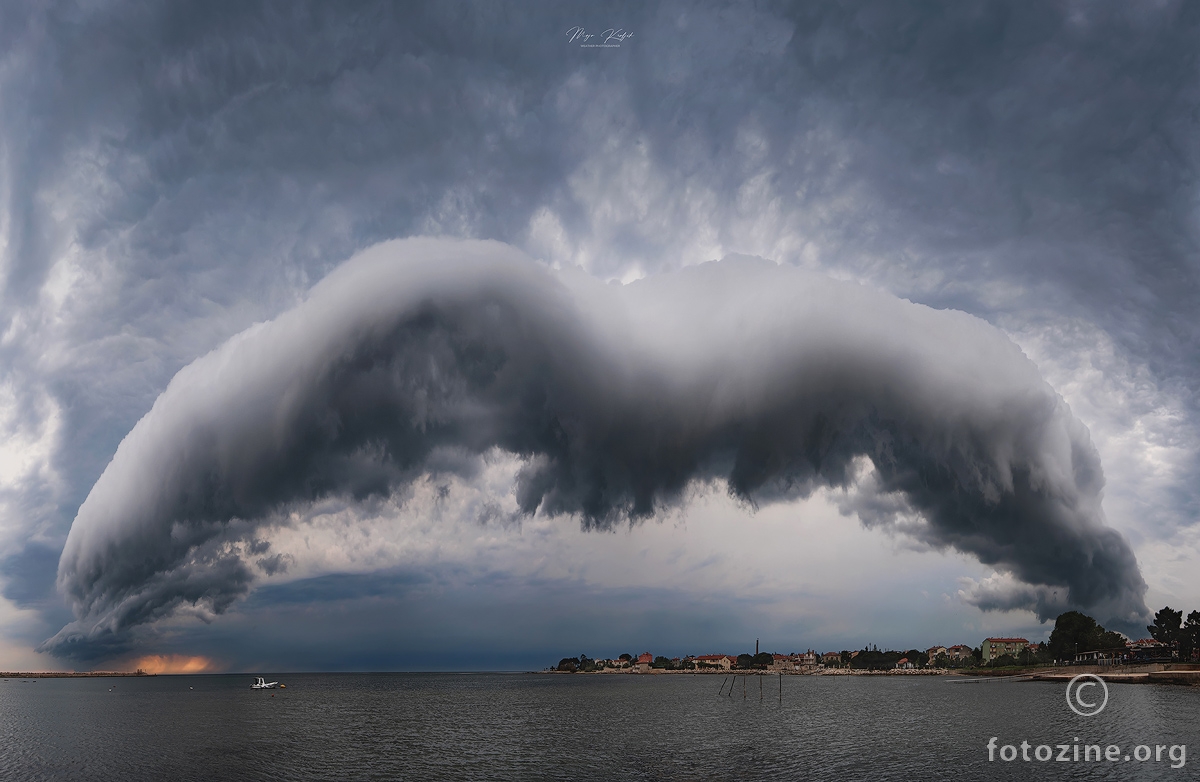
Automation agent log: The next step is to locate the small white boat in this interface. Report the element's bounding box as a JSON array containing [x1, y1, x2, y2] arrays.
[[251, 677, 278, 689]]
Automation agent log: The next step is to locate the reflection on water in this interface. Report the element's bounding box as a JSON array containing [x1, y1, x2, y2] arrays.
[[1, 673, 1195, 780]]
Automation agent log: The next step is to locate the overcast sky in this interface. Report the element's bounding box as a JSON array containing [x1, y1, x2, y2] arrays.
[[2, 1, 1199, 672]]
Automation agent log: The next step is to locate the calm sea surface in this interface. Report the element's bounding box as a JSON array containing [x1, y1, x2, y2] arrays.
[[1, 672, 1196, 780]]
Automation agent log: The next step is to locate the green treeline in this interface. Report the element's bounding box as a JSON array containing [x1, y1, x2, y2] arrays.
[[1144, 606, 1200, 658]]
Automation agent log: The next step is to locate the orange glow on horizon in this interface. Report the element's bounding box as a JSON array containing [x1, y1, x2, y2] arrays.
[[130, 654, 218, 674]]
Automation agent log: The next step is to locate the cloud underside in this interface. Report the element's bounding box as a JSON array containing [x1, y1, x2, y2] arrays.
[[43, 238, 1146, 659]]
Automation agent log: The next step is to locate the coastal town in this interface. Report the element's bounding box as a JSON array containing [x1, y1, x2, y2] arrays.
[[549, 608, 1188, 674]]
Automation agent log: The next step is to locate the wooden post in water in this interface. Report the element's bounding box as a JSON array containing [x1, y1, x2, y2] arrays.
[[759, 673, 763, 701], [779, 672, 782, 703], [719, 676, 727, 696], [743, 675, 746, 699]]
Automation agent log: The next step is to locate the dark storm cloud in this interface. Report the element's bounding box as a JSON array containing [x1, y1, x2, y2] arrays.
[[7, 0, 1196, 314], [1, 0, 1196, 662], [42, 238, 1146, 658], [0, 0, 592, 607]]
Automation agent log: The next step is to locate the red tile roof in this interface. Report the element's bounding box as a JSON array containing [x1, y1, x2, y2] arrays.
[[1131, 638, 1167, 647]]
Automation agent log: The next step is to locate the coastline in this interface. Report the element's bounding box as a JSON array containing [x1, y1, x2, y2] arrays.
[[540, 663, 1200, 685], [1022, 663, 1200, 686], [1, 671, 156, 678], [538, 667, 955, 676]]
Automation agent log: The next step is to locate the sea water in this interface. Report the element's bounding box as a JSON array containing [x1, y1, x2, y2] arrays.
[[1, 672, 1195, 780]]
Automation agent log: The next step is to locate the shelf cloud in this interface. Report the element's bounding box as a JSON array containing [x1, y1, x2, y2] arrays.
[[42, 237, 1147, 659]]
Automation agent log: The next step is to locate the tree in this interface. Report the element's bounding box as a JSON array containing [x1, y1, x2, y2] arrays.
[[1047, 610, 1129, 662], [557, 657, 578, 672], [751, 652, 774, 669], [850, 649, 905, 670], [735, 653, 754, 669], [1182, 611, 1200, 661], [1016, 646, 1054, 667], [1148, 607, 1184, 655], [1048, 611, 1099, 661]]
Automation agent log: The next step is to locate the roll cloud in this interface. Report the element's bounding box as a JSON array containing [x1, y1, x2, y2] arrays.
[[43, 237, 1148, 657]]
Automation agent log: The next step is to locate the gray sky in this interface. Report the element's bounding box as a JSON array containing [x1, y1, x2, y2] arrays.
[[1, 0, 1198, 671]]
